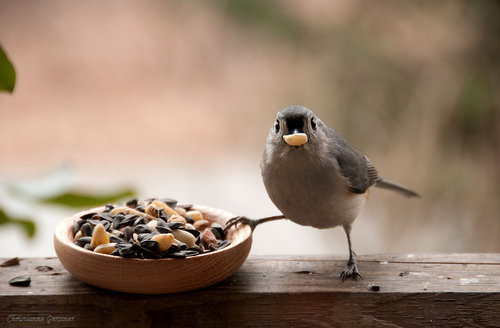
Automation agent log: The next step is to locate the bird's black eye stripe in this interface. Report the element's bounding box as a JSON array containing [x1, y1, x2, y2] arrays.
[[311, 117, 317, 130], [275, 119, 280, 132]]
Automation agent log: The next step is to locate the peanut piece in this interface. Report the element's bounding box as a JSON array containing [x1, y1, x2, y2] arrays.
[[151, 233, 175, 252], [186, 210, 204, 222], [172, 229, 196, 247], [94, 243, 116, 255], [91, 223, 109, 249]]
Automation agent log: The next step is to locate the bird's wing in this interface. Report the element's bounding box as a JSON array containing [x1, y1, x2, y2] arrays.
[[329, 131, 380, 194]]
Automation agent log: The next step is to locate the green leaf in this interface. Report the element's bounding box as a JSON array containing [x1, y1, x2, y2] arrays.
[[39, 189, 136, 208], [0, 208, 36, 238], [0, 43, 16, 93]]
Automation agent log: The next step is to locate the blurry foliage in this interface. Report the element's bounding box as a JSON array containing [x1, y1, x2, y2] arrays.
[[0, 208, 35, 238], [40, 189, 135, 208], [0, 43, 16, 92]]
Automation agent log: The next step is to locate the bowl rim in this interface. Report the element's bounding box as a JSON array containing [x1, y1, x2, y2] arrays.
[[54, 204, 250, 263]]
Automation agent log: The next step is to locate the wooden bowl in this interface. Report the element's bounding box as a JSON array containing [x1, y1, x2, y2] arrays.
[[53, 205, 251, 294]]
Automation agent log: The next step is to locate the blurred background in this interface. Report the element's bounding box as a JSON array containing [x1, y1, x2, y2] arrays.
[[0, 0, 498, 258]]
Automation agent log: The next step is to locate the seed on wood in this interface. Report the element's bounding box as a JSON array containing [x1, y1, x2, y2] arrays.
[[368, 284, 380, 292], [1, 257, 20, 267], [8, 276, 31, 287], [36, 265, 53, 272]]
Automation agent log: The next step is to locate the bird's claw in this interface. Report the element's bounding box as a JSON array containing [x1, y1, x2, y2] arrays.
[[224, 216, 257, 233], [339, 257, 363, 282]]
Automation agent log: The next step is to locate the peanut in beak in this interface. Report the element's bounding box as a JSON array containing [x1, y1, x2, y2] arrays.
[[283, 133, 308, 146]]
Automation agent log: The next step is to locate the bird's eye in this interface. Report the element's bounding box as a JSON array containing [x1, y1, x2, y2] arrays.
[[275, 119, 280, 133], [311, 117, 317, 130]]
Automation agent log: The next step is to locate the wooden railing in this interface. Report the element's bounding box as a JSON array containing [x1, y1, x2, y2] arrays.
[[1, 254, 499, 327]]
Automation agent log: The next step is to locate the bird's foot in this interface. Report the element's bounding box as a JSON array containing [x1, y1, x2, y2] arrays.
[[224, 216, 258, 233], [339, 256, 363, 282]]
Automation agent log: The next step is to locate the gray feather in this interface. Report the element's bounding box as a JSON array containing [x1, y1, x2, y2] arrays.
[[375, 178, 420, 198]]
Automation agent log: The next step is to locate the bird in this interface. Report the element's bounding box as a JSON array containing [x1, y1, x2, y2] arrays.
[[225, 105, 419, 280]]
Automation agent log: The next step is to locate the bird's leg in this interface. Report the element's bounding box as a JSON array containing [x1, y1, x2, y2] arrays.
[[339, 224, 363, 281], [224, 215, 286, 233]]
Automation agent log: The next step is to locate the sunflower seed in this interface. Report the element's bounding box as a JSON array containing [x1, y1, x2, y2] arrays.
[[8, 276, 31, 287]]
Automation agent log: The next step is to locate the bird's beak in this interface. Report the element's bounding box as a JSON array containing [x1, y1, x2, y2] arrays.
[[283, 129, 308, 146]]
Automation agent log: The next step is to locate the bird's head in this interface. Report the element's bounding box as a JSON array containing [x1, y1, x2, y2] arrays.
[[269, 105, 324, 150]]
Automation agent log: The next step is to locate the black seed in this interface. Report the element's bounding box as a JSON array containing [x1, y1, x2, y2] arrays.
[[156, 226, 172, 234], [122, 226, 134, 242], [109, 235, 124, 243], [115, 242, 133, 249], [8, 276, 31, 287], [80, 212, 97, 221], [195, 235, 201, 245], [111, 216, 122, 230], [135, 204, 146, 212], [184, 250, 199, 257], [73, 222, 81, 236], [120, 214, 138, 227], [134, 224, 151, 234], [187, 246, 203, 254], [185, 216, 195, 224], [159, 210, 170, 221], [88, 219, 101, 228], [164, 252, 186, 259], [140, 240, 159, 251], [144, 197, 156, 203], [177, 204, 193, 211], [169, 243, 181, 252], [159, 198, 177, 208], [177, 242, 188, 250], [110, 249, 121, 256], [74, 236, 92, 247], [36, 265, 53, 272], [140, 247, 161, 259], [83, 243, 92, 250], [104, 204, 114, 212], [208, 243, 217, 251], [80, 223, 92, 237], [368, 284, 380, 292], [166, 222, 183, 230], [134, 216, 147, 226], [101, 221, 111, 231], [185, 229, 200, 238], [211, 223, 224, 240], [117, 243, 136, 257], [126, 198, 138, 208], [94, 212, 114, 222], [137, 233, 152, 242], [217, 240, 231, 250]]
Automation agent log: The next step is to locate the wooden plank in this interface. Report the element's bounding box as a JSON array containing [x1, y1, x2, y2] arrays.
[[0, 255, 499, 327]]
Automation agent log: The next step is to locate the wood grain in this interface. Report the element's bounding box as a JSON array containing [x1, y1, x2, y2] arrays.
[[0, 254, 499, 327]]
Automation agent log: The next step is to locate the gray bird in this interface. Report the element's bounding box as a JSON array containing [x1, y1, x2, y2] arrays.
[[225, 105, 419, 280]]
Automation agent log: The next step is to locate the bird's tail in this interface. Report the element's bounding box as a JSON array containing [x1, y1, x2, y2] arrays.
[[375, 178, 420, 198]]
